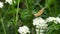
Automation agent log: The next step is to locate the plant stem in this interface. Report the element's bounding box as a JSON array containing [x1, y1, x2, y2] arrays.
[[25, 0, 32, 14], [25, 0, 30, 12], [0, 19, 6, 34], [15, 0, 20, 25], [14, 0, 20, 34]]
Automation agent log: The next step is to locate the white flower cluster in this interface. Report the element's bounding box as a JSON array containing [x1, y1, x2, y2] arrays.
[[0, 2, 3, 8], [46, 17, 60, 24], [0, 0, 16, 8], [33, 17, 48, 34], [33, 17, 60, 34], [33, 17, 60, 27], [33, 17, 45, 26], [5, 0, 16, 5], [33, 17, 48, 28], [18, 26, 30, 34]]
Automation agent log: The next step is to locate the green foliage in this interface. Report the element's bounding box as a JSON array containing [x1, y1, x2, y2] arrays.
[[46, 23, 60, 34], [0, 0, 60, 34]]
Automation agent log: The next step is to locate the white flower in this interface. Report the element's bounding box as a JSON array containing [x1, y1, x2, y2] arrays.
[[5, 0, 16, 5], [40, 30, 44, 33], [33, 17, 48, 29], [33, 17, 48, 34], [33, 17, 46, 26], [46, 17, 60, 24], [46, 17, 56, 22], [18, 26, 30, 34], [36, 28, 39, 31], [0, 2, 3, 8], [41, 23, 47, 27], [55, 17, 60, 23]]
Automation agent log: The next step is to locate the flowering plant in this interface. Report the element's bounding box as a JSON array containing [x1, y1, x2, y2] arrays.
[[0, 0, 60, 34]]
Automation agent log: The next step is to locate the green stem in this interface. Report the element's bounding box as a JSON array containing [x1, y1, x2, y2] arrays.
[[25, 0, 32, 14], [0, 19, 6, 34], [0, 6, 10, 34], [14, 0, 20, 34], [25, 0, 30, 12], [15, 0, 19, 25], [2, 6, 10, 19]]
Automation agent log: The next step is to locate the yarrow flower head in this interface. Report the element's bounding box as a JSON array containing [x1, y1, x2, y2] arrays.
[[5, 0, 16, 5], [55, 17, 60, 24], [33, 17, 47, 27], [46, 17, 60, 24], [33, 17, 48, 34], [18, 26, 30, 34], [0, 2, 3, 8], [46, 17, 56, 22]]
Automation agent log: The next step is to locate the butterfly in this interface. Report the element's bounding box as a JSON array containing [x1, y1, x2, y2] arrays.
[[34, 8, 45, 17]]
